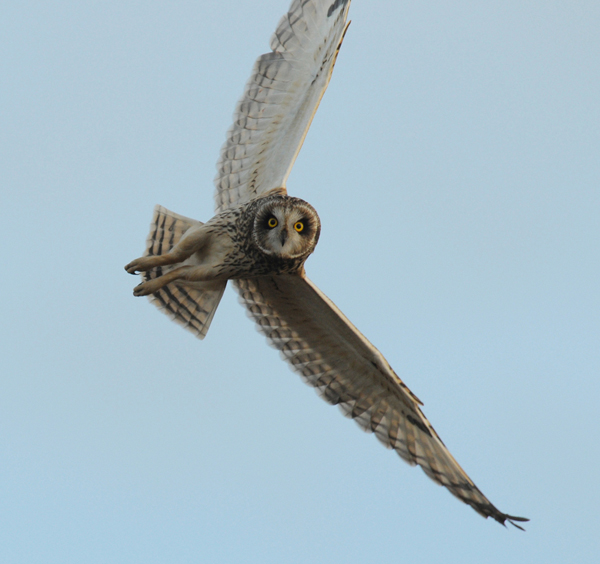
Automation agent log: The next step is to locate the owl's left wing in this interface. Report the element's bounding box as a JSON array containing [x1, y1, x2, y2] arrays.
[[234, 274, 528, 529], [214, 0, 351, 213]]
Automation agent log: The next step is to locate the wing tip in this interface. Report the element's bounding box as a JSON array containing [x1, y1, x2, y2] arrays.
[[483, 508, 529, 531], [502, 514, 530, 531]]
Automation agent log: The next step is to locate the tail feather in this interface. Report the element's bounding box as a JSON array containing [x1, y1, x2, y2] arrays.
[[142, 205, 226, 340]]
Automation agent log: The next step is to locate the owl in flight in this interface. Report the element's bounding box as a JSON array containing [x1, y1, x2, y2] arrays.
[[125, 0, 527, 529]]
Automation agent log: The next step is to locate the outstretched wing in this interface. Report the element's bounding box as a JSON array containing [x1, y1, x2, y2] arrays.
[[234, 274, 528, 529], [214, 0, 351, 213]]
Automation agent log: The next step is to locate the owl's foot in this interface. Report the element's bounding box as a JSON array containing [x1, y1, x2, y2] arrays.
[[132, 265, 195, 296], [133, 279, 163, 296], [125, 255, 166, 274]]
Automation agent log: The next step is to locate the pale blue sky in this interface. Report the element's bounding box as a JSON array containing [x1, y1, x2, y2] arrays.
[[1, 1, 599, 562]]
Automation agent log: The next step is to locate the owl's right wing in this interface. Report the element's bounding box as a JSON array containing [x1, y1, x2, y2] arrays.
[[214, 0, 351, 213], [234, 274, 528, 529]]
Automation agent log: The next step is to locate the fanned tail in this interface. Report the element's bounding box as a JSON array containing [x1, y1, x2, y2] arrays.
[[142, 205, 226, 339]]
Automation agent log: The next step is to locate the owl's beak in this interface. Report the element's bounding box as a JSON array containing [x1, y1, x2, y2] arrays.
[[279, 230, 287, 247]]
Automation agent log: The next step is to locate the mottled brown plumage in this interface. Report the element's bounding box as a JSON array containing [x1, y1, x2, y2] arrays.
[[125, 194, 320, 295]]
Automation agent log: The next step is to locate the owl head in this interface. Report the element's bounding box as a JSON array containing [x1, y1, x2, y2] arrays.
[[252, 196, 321, 259]]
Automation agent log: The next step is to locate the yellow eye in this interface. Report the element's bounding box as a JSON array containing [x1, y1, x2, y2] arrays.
[[294, 221, 304, 233], [267, 217, 278, 228]]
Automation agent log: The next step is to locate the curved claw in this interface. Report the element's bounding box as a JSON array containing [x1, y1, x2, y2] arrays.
[[133, 281, 155, 297], [124, 260, 142, 274], [125, 256, 156, 274]]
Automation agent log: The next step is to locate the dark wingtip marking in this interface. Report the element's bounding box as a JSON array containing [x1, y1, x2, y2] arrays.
[[327, 0, 348, 17], [505, 515, 529, 531]]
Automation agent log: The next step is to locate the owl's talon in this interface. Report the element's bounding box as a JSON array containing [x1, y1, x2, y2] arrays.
[[125, 261, 141, 274], [133, 282, 153, 296], [125, 257, 154, 274]]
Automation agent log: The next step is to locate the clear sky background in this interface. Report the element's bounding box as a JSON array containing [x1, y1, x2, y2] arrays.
[[2, 1, 599, 562]]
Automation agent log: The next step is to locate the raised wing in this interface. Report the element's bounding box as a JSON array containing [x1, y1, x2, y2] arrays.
[[214, 0, 351, 213], [234, 274, 528, 529]]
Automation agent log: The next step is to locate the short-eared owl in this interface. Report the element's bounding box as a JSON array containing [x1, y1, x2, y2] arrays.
[[125, 0, 527, 529]]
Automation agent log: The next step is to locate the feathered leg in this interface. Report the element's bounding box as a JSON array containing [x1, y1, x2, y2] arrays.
[[126, 205, 227, 339]]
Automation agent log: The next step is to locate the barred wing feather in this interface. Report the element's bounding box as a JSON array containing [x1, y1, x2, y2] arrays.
[[214, 0, 351, 212], [234, 274, 528, 529]]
